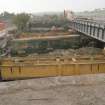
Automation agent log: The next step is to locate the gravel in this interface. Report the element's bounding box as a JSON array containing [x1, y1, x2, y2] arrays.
[[0, 74, 105, 105]]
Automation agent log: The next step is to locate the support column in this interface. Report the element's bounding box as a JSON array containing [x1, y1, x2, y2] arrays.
[[94, 27, 98, 38]]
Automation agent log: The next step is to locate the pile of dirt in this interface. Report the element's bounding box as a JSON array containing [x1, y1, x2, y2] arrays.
[[28, 47, 103, 57], [75, 47, 103, 56]]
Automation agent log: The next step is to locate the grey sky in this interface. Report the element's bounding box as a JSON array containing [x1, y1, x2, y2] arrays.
[[0, 0, 105, 13]]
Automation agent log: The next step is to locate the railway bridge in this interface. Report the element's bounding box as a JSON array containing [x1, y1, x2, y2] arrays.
[[69, 19, 105, 43]]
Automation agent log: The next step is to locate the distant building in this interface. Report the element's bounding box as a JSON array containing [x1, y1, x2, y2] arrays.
[[0, 21, 8, 49], [0, 21, 6, 31], [64, 10, 75, 20]]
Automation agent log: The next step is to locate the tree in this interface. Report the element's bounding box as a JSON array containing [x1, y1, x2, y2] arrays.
[[13, 13, 30, 32], [0, 11, 15, 20]]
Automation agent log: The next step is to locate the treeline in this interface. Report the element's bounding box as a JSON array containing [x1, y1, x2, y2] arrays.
[[29, 14, 69, 28], [0, 11, 69, 32]]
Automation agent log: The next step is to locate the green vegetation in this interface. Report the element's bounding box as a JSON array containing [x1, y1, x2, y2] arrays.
[[13, 13, 30, 32], [28, 13, 69, 31], [0, 11, 14, 20]]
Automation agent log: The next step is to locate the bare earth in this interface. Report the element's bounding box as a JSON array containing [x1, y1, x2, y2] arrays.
[[0, 74, 105, 105]]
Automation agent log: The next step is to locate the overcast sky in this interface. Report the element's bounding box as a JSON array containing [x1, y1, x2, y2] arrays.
[[0, 0, 105, 13]]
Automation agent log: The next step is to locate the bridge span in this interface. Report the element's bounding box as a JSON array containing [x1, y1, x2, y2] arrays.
[[69, 19, 105, 42]]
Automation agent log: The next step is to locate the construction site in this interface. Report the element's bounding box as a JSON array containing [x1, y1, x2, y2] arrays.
[[0, 1, 105, 105]]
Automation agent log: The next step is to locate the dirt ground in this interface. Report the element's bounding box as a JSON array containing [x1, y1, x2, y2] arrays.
[[0, 74, 105, 105]]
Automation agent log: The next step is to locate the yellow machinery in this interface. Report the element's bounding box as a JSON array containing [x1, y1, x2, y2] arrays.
[[0, 56, 105, 80]]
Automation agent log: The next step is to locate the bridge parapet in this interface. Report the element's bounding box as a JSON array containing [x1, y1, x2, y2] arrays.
[[69, 19, 105, 42]]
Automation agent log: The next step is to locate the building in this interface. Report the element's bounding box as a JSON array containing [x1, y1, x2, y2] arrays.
[[64, 10, 75, 20], [0, 21, 6, 31]]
